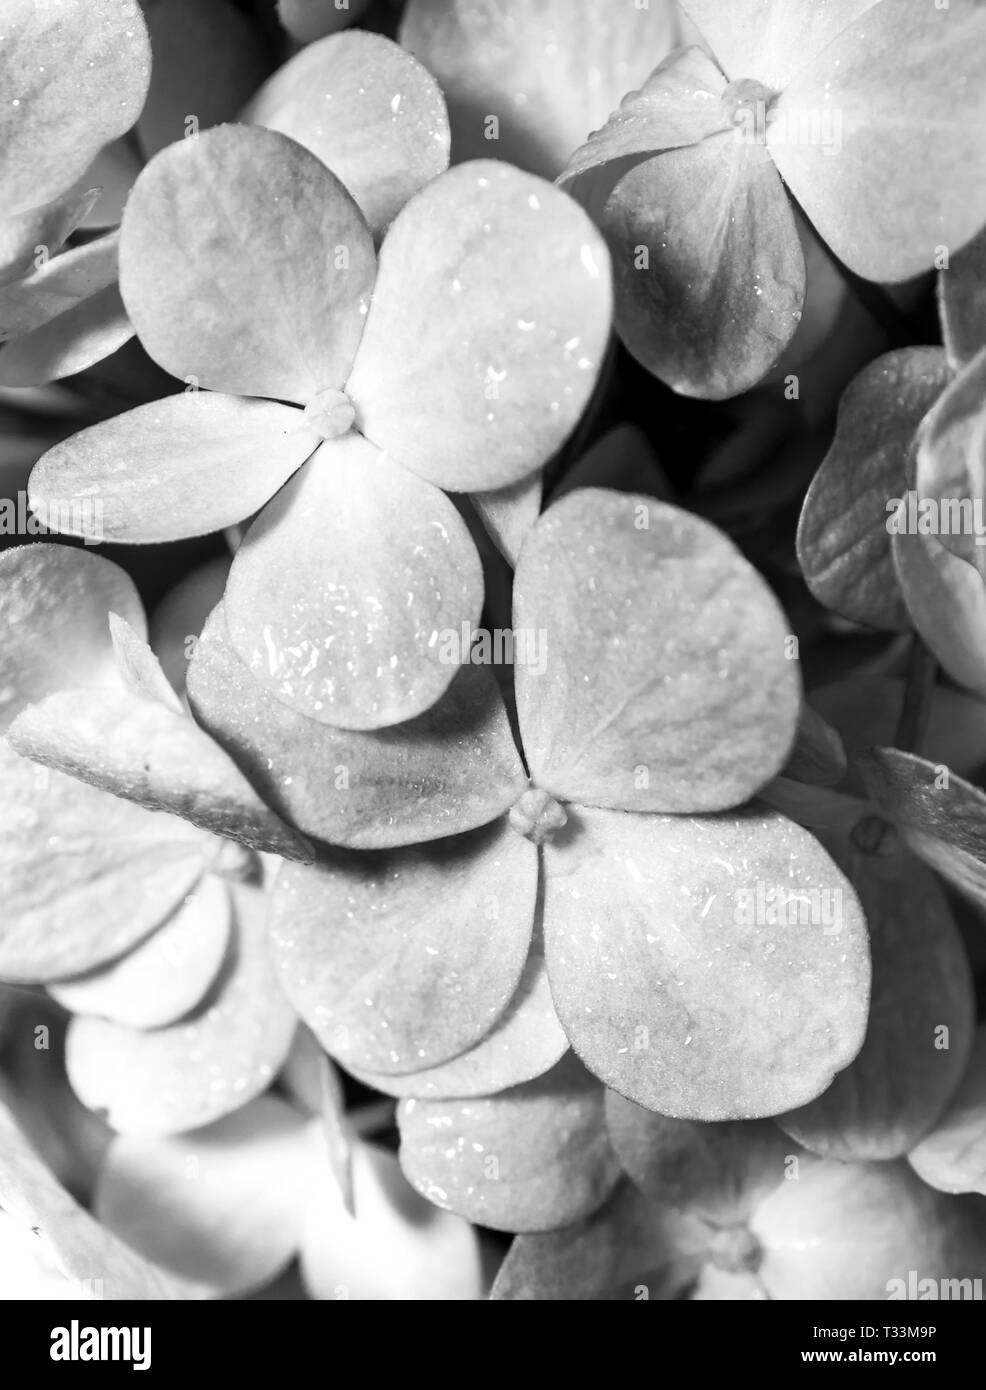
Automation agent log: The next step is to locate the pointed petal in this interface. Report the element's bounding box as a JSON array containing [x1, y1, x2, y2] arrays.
[[224, 438, 485, 729], [268, 820, 537, 1074], [0, 232, 120, 339], [781, 705, 847, 789], [244, 32, 450, 239], [0, 185, 101, 288], [150, 557, 232, 696], [109, 613, 183, 713], [543, 807, 870, 1119], [30, 392, 319, 543], [50, 877, 233, 1031], [398, 1055, 621, 1234], [909, 1028, 986, 1195], [346, 161, 612, 491], [187, 602, 527, 848], [119, 125, 376, 402], [0, 283, 131, 387], [65, 883, 298, 1135], [514, 490, 800, 813]]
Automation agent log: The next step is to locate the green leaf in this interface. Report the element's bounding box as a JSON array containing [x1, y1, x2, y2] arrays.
[[542, 806, 870, 1119], [915, 347, 986, 578], [187, 603, 527, 849], [268, 819, 538, 1075], [909, 1028, 986, 1195], [244, 31, 450, 239], [779, 841, 974, 1160], [224, 436, 485, 730], [346, 161, 612, 491], [797, 349, 949, 631], [65, 883, 298, 1135], [939, 227, 986, 373], [119, 125, 376, 403], [0, 0, 150, 217], [401, 0, 680, 179], [514, 490, 800, 813], [31, 392, 320, 543], [397, 1055, 621, 1233], [50, 876, 232, 1030]]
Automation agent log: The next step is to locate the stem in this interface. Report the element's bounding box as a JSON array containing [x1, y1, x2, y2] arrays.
[[895, 636, 938, 755]]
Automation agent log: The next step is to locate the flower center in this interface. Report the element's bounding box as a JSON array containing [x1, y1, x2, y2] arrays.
[[706, 1223, 763, 1276], [720, 79, 779, 144], [304, 387, 356, 441], [509, 787, 568, 845]]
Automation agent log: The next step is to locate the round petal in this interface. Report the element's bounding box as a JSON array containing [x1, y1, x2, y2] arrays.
[[543, 806, 871, 1120], [397, 1055, 621, 1233], [118, 125, 376, 402], [0, 282, 131, 386], [268, 820, 538, 1075], [939, 226, 986, 373], [30, 392, 320, 543], [224, 437, 485, 730], [893, 526, 986, 699], [277, 0, 372, 44], [65, 884, 298, 1135], [514, 490, 800, 814], [915, 347, 986, 578], [471, 472, 542, 568], [346, 160, 612, 492], [909, 1028, 986, 1195], [244, 31, 450, 239]]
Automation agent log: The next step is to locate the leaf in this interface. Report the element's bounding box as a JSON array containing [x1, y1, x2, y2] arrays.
[[65, 883, 298, 1135], [299, 1141, 483, 1301], [50, 876, 233, 1031], [915, 347, 986, 578], [31, 392, 320, 543], [780, 705, 847, 788], [401, 0, 680, 179], [0, 544, 144, 731], [0, 1096, 190, 1299], [346, 160, 612, 492], [471, 473, 543, 569], [0, 232, 119, 339], [397, 1055, 621, 1234], [0, 282, 132, 387], [770, 0, 986, 282], [909, 1028, 986, 1195], [0, 185, 101, 288], [95, 1096, 315, 1295], [277, 0, 372, 44], [893, 525, 986, 699], [778, 841, 974, 1160], [267, 819, 538, 1075], [350, 926, 568, 1101], [244, 31, 450, 240], [118, 125, 376, 403], [224, 436, 485, 730], [0, 740, 209, 983], [0, 0, 150, 217], [513, 490, 800, 813], [542, 806, 870, 1119], [589, 132, 804, 398], [187, 603, 528, 849], [939, 226, 986, 373], [797, 348, 950, 631]]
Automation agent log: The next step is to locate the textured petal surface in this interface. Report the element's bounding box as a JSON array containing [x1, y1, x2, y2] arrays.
[[31, 392, 319, 543], [119, 125, 376, 402], [244, 31, 450, 238], [346, 161, 612, 491], [268, 821, 538, 1074], [188, 603, 526, 849], [65, 884, 298, 1135], [893, 527, 986, 699], [543, 807, 870, 1119], [471, 473, 543, 568], [0, 283, 131, 386], [398, 1055, 621, 1233], [224, 437, 485, 729], [0, 185, 100, 288], [514, 491, 800, 813], [0, 233, 119, 339], [909, 1029, 986, 1195], [915, 348, 986, 578]]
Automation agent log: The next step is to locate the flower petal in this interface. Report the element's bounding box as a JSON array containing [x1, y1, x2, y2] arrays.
[[594, 134, 804, 398], [346, 161, 612, 491], [0, 741, 208, 983], [95, 1095, 314, 1295], [0, 185, 101, 288], [30, 392, 319, 543], [65, 883, 298, 1135], [50, 876, 233, 1031], [397, 1055, 621, 1234], [939, 227, 986, 373], [915, 347, 986, 578], [893, 527, 986, 698], [543, 806, 870, 1119], [781, 706, 847, 789], [268, 820, 538, 1074], [224, 437, 485, 729], [118, 125, 376, 403], [187, 602, 527, 848], [779, 840, 974, 1160], [277, 0, 372, 44], [0, 282, 131, 387], [0, 0, 150, 217], [0, 232, 120, 340], [401, 0, 680, 179], [471, 473, 542, 568], [0, 544, 144, 730], [909, 1028, 986, 1195], [514, 490, 800, 813], [150, 557, 231, 696], [244, 32, 450, 239], [770, 0, 986, 282], [797, 348, 949, 632]]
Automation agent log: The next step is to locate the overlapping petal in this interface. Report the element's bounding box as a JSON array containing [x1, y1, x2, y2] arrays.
[[939, 227, 986, 373], [915, 347, 986, 578], [909, 1028, 986, 1196]]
